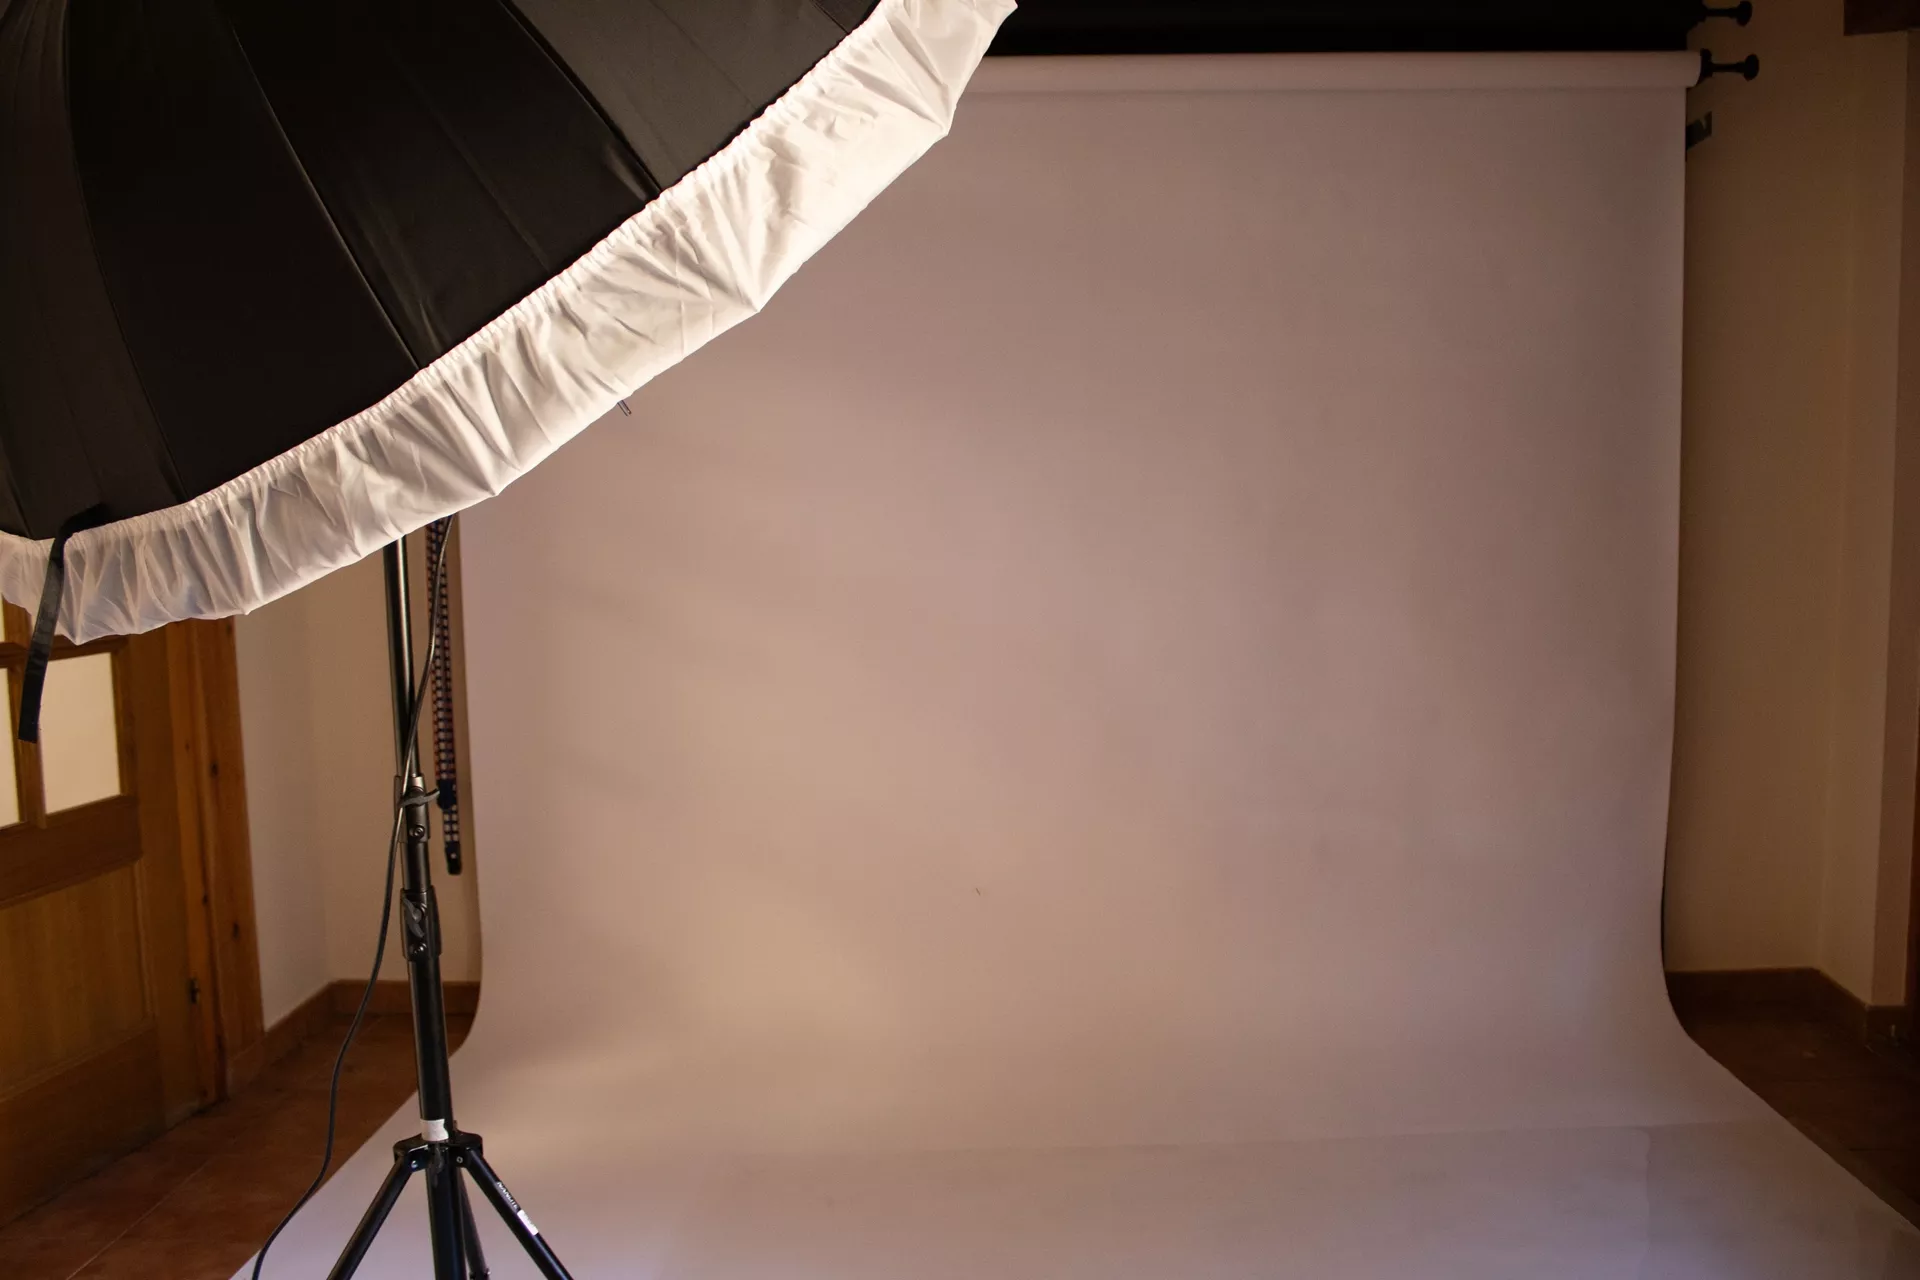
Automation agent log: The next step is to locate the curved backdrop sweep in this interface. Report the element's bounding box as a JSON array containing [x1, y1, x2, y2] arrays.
[[0, 0, 1010, 642], [250, 52, 1920, 1278]]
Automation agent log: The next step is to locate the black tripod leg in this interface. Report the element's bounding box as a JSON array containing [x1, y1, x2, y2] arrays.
[[328, 1146, 422, 1280], [456, 1170, 490, 1278], [425, 1149, 469, 1279], [460, 1148, 574, 1280]]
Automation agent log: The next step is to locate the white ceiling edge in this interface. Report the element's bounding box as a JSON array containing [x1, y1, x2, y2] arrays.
[[968, 50, 1700, 95]]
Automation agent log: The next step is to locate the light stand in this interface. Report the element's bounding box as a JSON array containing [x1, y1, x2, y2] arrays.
[[327, 539, 573, 1280]]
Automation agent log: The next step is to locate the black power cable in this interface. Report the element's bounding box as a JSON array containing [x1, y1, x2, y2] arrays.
[[249, 531, 451, 1280]]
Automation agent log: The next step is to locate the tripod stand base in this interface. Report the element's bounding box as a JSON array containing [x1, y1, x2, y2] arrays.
[[328, 1129, 573, 1280], [325, 544, 574, 1279]]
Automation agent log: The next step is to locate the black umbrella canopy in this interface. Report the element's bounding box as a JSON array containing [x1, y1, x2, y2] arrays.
[[0, 0, 1010, 642]]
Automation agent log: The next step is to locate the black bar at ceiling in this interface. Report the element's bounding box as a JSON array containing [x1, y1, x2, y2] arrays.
[[988, 2, 1703, 56]]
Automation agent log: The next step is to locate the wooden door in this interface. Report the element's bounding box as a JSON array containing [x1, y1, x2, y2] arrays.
[[0, 616, 261, 1224]]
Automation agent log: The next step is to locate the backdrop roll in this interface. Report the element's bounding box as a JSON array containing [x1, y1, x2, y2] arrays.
[[256, 53, 1920, 1277]]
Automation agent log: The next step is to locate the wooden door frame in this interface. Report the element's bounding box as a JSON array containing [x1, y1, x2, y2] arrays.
[[1902, 36, 1920, 1030], [127, 619, 267, 1105], [188, 620, 268, 1096]]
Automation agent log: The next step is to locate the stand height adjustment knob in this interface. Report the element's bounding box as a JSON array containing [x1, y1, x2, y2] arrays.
[[404, 898, 431, 958]]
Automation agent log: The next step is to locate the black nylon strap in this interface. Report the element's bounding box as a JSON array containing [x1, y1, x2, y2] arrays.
[[18, 505, 108, 743]]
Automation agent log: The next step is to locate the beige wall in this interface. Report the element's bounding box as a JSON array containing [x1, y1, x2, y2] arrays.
[[1667, 0, 1913, 1001], [237, 542, 482, 1025]]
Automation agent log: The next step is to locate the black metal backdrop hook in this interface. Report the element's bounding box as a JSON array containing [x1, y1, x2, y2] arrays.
[[1698, 49, 1760, 83]]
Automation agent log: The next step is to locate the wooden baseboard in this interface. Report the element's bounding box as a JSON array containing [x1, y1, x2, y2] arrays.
[[1666, 967, 1912, 1049], [328, 979, 481, 1018], [229, 983, 338, 1095]]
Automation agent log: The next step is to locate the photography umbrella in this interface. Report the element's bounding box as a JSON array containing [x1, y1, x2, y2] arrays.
[[0, 0, 1008, 642], [0, 0, 1010, 1274]]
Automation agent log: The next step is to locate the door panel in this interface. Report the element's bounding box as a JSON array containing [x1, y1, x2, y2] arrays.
[[0, 864, 151, 1090], [0, 1025, 162, 1224], [0, 614, 238, 1223], [0, 796, 141, 909]]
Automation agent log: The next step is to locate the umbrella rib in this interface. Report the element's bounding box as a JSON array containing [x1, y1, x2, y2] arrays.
[[215, 7, 421, 367]]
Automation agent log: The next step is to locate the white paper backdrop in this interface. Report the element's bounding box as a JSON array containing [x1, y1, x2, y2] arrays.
[[256, 54, 1920, 1278]]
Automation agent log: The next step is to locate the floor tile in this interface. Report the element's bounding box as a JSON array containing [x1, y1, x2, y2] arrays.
[[1, 1145, 209, 1243], [1681, 1011, 1920, 1229], [1747, 1077, 1920, 1150], [1686, 1018, 1910, 1085], [124, 1153, 327, 1245], [0, 1229, 108, 1280], [70, 1232, 258, 1280]]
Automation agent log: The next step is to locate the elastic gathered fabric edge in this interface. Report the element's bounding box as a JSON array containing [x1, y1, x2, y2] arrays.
[[2, 0, 1013, 641]]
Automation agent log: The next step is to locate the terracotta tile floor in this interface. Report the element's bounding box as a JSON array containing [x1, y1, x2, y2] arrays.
[[0, 1013, 469, 1280], [9, 1006, 1920, 1277], [1677, 1007, 1920, 1227]]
